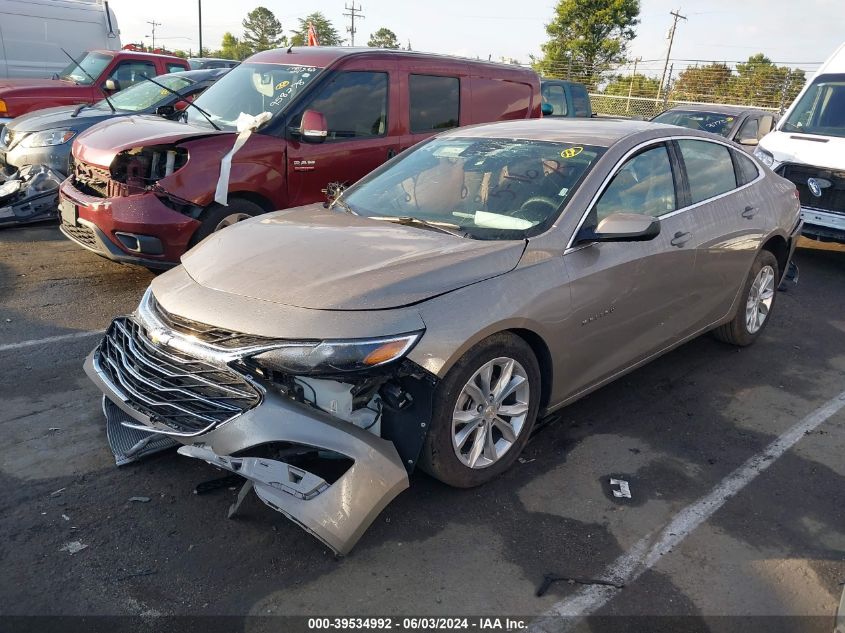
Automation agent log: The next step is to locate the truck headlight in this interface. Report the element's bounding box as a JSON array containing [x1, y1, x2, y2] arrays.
[[250, 333, 423, 375], [753, 147, 775, 169], [21, 129, 76, 148]]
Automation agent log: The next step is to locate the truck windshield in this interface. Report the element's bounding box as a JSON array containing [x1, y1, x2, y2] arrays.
[[341, 137, 605, 240], [59, 52, 113, 85], [94, 75, 193, 112], [188, 62, 322, 130], [651, 110, 736, 137], [781, 74, 845, 138]]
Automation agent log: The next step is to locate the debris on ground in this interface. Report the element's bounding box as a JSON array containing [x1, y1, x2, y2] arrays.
[[61, 514, 70, 521], [128, 496, 151, 503], [536, 573, 625, 597], [609, 478, 632, 499], [49, 487, 65, 497], [59, 541, 88, 555], [518, 457, 536, 464]]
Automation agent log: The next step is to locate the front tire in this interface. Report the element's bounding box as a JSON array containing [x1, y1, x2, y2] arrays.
[[714, 249, 779, 346], [189, 197, 265, 247], [419, 333, 541, 488]]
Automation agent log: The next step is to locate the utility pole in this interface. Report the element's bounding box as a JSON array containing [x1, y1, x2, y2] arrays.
[[656, 9, 686, 101], [343, 3, 364, 47], [147, 20, 162, 50], [197, 0, 203, 57], [626, 56, 641, 113]]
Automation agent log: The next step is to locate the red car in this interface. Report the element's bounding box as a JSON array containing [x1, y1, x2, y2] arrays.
[[0, 50, 189, 125], [58, 47, 541, 270]]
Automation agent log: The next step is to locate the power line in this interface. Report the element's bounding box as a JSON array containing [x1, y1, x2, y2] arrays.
[[146, 20, 162, 50], [343, 3, 364, 47], [657, 9, 686, 100]]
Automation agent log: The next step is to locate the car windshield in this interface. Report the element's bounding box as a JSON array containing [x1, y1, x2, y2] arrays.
[[94, 75, 194, 112], [781, 74, 845, 138], [341, 137, 605, 240], [58, 52, 113, 85], [652, 110, 737, 136], [187, 62, 322, 130]]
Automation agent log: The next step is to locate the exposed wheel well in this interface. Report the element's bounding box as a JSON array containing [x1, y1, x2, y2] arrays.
[[508, 328, 553, 410], [761, 235, 788, 278]]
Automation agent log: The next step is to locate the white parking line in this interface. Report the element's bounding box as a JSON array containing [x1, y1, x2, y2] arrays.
[[0, 330, 104, 352], [532, 388, 845, 631]]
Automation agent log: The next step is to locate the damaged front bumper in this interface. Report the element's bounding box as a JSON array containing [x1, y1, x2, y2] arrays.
[[85, 343, 411, 555], [0, 165, 64, 227]]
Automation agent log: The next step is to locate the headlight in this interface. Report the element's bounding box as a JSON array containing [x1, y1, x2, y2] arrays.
[[753, 146, 775, 168], [250, 333, 423, 375], [21, 129, 76, 148]]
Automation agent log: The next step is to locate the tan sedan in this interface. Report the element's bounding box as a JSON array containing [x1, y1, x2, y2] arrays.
[[84, 119, 802, 554]]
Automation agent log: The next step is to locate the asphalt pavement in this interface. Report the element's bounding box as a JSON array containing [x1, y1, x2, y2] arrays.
[[1, 224, 843, 632]]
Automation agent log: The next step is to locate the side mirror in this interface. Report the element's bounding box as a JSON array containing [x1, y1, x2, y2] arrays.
[[575, 212, 660, 244], [104, 78, 119, 92], [299, 109, 328, 143], [541, 103, 554, 116], [738, 136, 759, 147], [155, 104, 176, 118]]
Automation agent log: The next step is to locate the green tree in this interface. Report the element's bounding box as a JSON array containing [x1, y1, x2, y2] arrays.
[[603, 73, 660, 98], [670, 63, 733, 102], [212, 32, 252, 61], [533, 0, 640, 89], [289, 12, 343, 46], [728, 54, 804, 108], [367, 27, 400, 49], [242, 7, 286, 54]]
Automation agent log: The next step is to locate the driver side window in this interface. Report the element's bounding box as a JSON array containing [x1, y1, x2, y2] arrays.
[[594, 144, 676, 223]]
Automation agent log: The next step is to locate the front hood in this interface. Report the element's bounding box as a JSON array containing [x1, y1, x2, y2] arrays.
[[761, 130, 845, 170], [0, 78, 76, 95], [73, 115, 226, 168], [8, 105, 116, 133], [181, 206, 526, 311]]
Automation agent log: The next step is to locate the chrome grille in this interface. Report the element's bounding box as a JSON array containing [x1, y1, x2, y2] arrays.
[[62, 223, 98, 249], [150, 295, 274, 349], [97, 317, 261, 434]]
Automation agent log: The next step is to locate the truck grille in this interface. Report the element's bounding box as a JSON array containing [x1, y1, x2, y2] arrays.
[[62, 223, 98, 249], [97, 317, 262, 435], [73, 161, 112, 198], [777, 164, 845, 214], [150, 295, 274, 349]]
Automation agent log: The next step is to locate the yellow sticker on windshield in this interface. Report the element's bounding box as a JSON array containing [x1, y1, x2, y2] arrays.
[[561, 146, 584, 159], [275, 80, 290, 90], [726, 116, 734, 121]]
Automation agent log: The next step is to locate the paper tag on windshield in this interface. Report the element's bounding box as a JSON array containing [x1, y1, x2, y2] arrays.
[[558, 187, 569, 197], [433, 145, 467, 158]]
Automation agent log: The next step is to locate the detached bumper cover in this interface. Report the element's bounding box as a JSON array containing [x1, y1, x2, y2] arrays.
[[0, 165, 63, 227], [84, 348, 410, 555]]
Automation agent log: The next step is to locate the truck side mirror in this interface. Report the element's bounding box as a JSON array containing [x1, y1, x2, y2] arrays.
[[104, 78, 119, 92], [156, 104, 177, 118], [299, 109, 328, 143]]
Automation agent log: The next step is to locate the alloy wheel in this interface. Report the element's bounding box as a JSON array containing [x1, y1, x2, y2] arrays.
[[214, 212, 253, 231], [745, 264, 775, 334], [451, 357, 530, 469]]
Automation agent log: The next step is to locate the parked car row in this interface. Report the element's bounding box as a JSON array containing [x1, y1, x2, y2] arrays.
[[0, 43, 822, 555]]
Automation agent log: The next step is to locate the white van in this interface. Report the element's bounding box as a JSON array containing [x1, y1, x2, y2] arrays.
[[0, 0, 120, 79], [754, 42, 845, 243]]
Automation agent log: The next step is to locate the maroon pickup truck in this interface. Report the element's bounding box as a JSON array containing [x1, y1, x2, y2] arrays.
[[0, 50, 189, 126]]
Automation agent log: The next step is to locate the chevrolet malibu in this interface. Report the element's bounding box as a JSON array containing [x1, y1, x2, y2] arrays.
[[85, 119, 801, 554]]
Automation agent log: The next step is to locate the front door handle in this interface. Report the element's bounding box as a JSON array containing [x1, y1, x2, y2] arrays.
[[742, 205, 756, 219], [387, 148, 396, 159], [670, 231, 691, 247]]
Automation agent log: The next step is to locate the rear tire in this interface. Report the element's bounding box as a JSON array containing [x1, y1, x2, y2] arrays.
[[189, 197, 265, 247], [419, 333, 541, 488], [713, 249, 779, 347]]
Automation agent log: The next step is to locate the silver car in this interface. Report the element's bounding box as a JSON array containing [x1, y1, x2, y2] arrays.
[[85, 119, 801, 554]]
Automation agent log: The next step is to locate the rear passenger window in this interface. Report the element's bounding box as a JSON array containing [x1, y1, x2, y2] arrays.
[[410, 74, 459, 132], [570, 84, 590, 117], [733, 150, 760, 186], [677, 139, 737, 204], [166, 63, 185, 74], [542, 84, 568, 116], [595, 145, 676, 221], [304, 71, 388, 140]]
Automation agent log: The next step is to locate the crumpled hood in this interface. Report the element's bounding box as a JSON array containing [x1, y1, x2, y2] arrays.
[[73, 115, 226, 168], [181, 205, 526, 311], [761, 130, 845, 171]]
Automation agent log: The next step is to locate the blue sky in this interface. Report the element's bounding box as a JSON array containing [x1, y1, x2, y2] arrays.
[[111, 0, 843, 73]]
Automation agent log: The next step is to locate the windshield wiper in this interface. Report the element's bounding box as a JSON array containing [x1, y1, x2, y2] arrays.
[[60, 48, 114, 113], [140, 75, 220, 130], [368, 215, 466, 238]]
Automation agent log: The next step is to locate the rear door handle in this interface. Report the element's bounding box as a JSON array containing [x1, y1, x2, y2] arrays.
[[670, 231, 691, 247], [742, 205, 756, 219]]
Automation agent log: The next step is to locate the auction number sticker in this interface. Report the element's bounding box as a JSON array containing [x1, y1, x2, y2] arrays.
[[560, 146, 583, 159]]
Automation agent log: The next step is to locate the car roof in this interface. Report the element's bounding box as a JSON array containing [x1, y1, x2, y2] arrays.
[[659, 104, 772, 116], [166, 68, 230, 82], [438, 118, 673, 148], [91, 49, 186, 61]]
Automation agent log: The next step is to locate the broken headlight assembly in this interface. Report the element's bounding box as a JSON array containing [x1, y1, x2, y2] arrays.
[[249, 333, 423, 376], [20, 129, 76, 148]]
